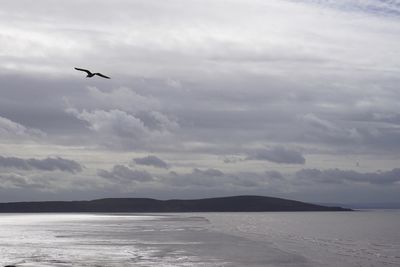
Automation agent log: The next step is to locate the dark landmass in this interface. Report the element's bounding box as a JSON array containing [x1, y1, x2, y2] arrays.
[[0, 195, 351, 213], [318, 202, 400, 209]]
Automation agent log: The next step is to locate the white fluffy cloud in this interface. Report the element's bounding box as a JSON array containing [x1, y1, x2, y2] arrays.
[[67, 108, 178, 149], [63, 85, 179, 149]]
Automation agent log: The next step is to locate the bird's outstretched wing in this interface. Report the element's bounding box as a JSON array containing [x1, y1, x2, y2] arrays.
[[74, 67, 92, 75], [95, 73, 111, 79]]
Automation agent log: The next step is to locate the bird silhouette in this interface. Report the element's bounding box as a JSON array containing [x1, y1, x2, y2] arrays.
[[74, 67, 110, 79]]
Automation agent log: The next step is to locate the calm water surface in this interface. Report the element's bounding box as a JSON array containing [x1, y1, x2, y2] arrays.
[[205, 210, 400, 266], [0, 210, 398, 266]]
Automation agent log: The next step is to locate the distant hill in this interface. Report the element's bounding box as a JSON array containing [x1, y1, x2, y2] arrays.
[[0, 195, 351, 213], [317, 202, 400, 209]]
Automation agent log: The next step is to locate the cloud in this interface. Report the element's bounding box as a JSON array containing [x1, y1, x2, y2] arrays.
[[298, 112, 400, 152], [0, 171, 89, 191], [69, 108, 149, 138], [265, 170, 285, 181], [25, 157, 83, 173], [0, 115, 45, 140], [86, 87, 160, 113], [62, 85, 179, 149], [0, 0, 399, 204], [165, 168, 228, 187], [0, 155, 82, 173], [0, 173, 33, 189], [66, 108, 178, 149], [98, 165, 154, 183], [295, 168, 400, 185], [2, 0, 398, 79], [247, 146, 306, 164], [165, 168, 271, 188], [301, 113, 361, 143], [223, 156, 245, 164], [132, 155, 169, 169], [194, 168, 224, 177], [296, 0, 400, 17]]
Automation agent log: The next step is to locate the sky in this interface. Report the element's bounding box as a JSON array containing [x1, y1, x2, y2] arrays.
[[0, 0, 399, 204]]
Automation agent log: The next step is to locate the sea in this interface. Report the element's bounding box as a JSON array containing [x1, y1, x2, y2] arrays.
[[0, 210, 399, 266]]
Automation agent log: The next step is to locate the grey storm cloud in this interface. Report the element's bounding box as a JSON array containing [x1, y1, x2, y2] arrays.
[[0, 171, 101, 193], [247, 146, 306, 165], [0, 115, 45, 140], [96, 166, 280, 189], [223, 156, 244, 164], [132, 155, 169, 169], [0, 173, 32, 189], [98, 165, 154, 183], [0, 172, 60, 191], [163, 168, 225, 188], [0, 156, 82, 173], [85, 87, 160, 113], [193, 168, 224, 177], [295, 168, 400, 185], [165, 168, 271, 188], [0, 0, 399, 203], [265, 170, 285, 181], [300, 113, 361, 144]]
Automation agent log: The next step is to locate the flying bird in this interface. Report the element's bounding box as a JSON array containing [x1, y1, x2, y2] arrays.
[[74, 67, 110, 79]]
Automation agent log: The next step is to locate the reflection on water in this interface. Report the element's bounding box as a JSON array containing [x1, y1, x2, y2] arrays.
[[0, 213, 307, 267], [1, 211, 399, 266]]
